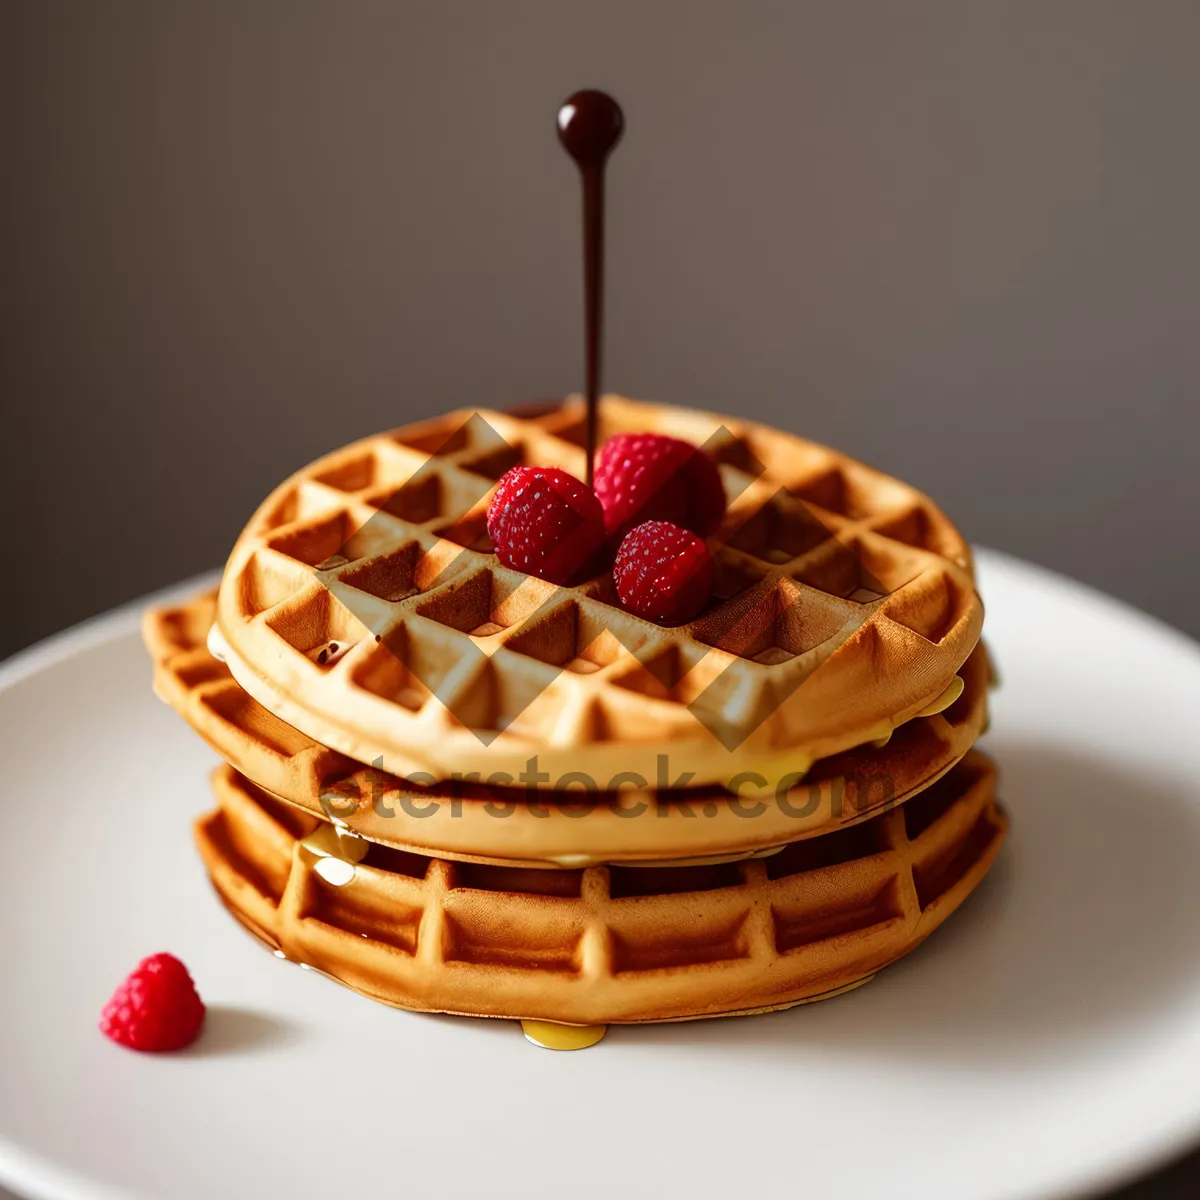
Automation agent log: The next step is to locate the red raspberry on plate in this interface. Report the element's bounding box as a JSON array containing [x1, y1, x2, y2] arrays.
[[99, 953, 206, 1052], [613, 520, 714, 625], [486, 466, 606, 584], [594, 433, 725, 540]]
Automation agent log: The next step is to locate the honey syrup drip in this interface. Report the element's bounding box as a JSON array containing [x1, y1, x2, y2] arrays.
[[300, 823, 369, 887], [913, 673, 964, 718], [521, 1020, 607, 1050], [205, 623, 229, 663]]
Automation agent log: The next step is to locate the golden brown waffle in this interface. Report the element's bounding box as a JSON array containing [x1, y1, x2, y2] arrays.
[[212, 395, 983, 788], [197, 752, 1006, 1024], [148, 591, 989, 866]]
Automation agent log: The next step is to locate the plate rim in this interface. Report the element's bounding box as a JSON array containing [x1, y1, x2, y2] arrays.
[[1, 549, 1200, 1200]]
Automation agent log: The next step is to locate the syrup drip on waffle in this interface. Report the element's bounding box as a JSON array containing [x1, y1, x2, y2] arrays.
[[299, 823, 369, 887]]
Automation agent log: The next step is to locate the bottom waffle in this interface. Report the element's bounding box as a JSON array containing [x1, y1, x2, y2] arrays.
[[196, 751, 1007, 1025]]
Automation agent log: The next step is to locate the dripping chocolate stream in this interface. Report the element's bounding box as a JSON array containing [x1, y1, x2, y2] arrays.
[[557, 90, 624, 484]]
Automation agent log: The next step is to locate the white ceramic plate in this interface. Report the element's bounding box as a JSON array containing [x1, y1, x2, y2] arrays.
[[2, 551, 1200, 1200]]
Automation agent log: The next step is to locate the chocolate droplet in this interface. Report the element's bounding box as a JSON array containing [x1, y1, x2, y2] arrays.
[[557, 90, 624, 167]]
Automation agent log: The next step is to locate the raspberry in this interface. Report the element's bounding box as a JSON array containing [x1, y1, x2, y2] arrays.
[[594, 433, 725, 540], [99, 953, 206, 1052], [613, 520, 714, 625], [486, 466, 606, 584]]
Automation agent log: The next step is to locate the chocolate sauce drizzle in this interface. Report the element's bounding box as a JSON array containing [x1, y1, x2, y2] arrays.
[[557, 90, 624, 483]]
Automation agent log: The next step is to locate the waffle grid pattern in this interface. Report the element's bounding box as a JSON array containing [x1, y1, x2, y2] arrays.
[[197, 752, 1006, 1024], [214, 397, 983, 785], [149, 592, 990, 866]]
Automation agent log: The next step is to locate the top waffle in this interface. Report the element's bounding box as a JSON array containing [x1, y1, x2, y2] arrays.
[[214, 396, 982, 789]]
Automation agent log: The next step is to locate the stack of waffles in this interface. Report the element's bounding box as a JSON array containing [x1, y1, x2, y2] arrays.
[[144, 395, 1006, 1032]]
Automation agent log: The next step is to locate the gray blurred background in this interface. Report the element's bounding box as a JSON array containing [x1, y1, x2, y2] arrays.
[[2, 3, 1199, 1193], [6, 0, 1199, 666]]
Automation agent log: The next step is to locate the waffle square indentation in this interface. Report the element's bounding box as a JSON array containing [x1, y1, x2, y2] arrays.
[[693, 577, 858, 664], [432, 511, 494, 553], [792, 535, 922, 603], [448, 654, 561, 736], [884, 571, 971, 644], [337, 543, 426, 604], [727, 489, 838, 564], [301, 882, 422, 955], [458, 442, 526, 480], [773, 879, 903, 953], [268, 510, 399, 570], [202, 686, 312, 757], [504, 600, 634, 673], [237, 554, 314, 617], [200, 813, 289, 903], [170, 656, 231, 689], [265, 589, 369, 665], [313, 451, 381, 494], [415, 568, 555, 637], [363, 465, 492, 528], [153, 602, 216, 653], [873, 503, 956, 556], [913, 809, 1001, 911], [442, 903, 584, 972], [610, 913, 751, 972], [709, 552, 770, 602], [790, 462, 910, 520], [609, 642, 713, 703], [349, 628, 443, 711]]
